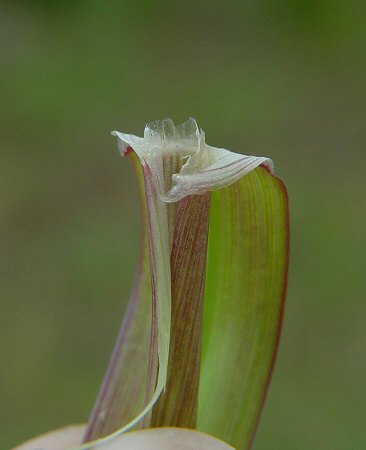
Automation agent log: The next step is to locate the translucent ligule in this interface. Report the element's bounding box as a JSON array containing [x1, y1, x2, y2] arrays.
[[112, 118, 272, 203]]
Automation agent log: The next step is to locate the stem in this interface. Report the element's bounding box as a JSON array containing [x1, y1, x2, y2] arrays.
[[150, 193, 211, 427]]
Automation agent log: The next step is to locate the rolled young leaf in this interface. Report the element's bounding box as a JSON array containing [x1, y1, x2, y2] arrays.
[[81, 118, 288, 450]]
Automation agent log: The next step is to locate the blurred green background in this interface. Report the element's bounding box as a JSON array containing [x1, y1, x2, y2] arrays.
[[1, 1, 365, 449]]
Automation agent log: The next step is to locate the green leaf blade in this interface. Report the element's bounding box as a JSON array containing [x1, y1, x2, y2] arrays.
[[198, 166, 289, 450]]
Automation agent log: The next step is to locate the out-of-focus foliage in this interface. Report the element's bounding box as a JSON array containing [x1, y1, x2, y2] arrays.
[[1, 1, 365, 449]]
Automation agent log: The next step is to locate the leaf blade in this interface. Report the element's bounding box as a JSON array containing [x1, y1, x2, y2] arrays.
[[82, 153, 153, 443], [81, 145, 175, 450], [198, 166, 289, 450]]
